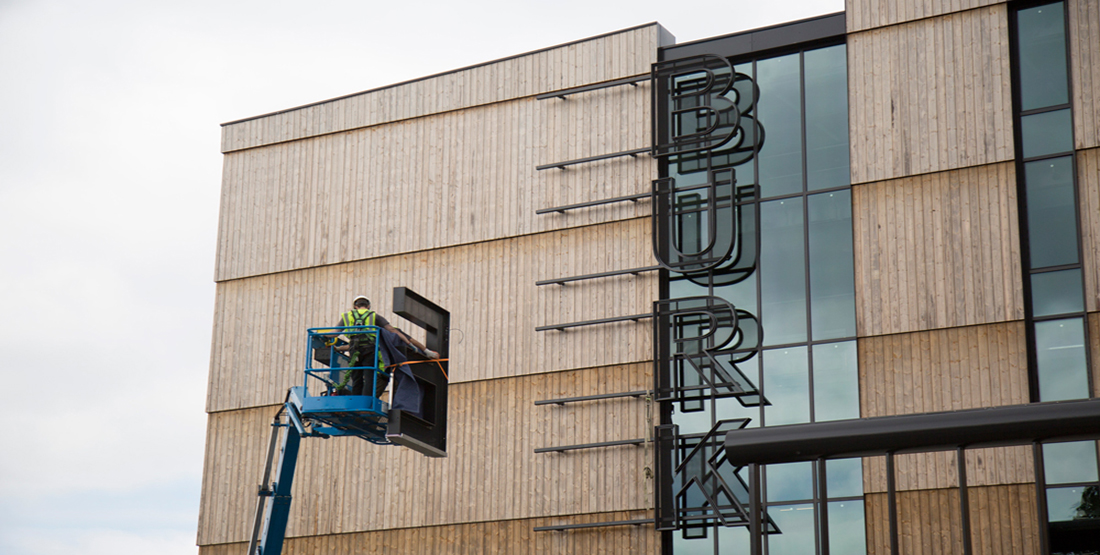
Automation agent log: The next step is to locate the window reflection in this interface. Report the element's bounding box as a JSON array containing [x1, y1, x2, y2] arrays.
[[1021, 109, 1073, 158], [1035, 318, 1089, 401], [804, 45, 850, 191], [1031, 269, 1084, 317], [808, 191, 856, 340], [761, 198, 807, 346], [766, 462, 813, 502], [1043, 441, 1100, 485], [828, 500, 868, 554], [1024, 157, 1078, 269], [1016, 2, 1069, 111], [766, 503, 816, 555], [813, 342, 859, 421], [763, 347, 810, 425], [756, 54, 803, 197]]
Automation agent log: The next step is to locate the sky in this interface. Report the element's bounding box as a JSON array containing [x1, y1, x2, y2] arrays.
[[0, 1, 842, 553]]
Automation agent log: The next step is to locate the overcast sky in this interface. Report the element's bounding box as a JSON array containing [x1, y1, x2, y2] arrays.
[[0, 1, 842, 553]]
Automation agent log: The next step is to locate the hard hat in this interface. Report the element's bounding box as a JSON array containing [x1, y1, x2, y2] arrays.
[[352, 295, 370, 305]]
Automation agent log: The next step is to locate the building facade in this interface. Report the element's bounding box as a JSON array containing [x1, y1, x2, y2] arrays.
[[198, 1, 1100, 553]]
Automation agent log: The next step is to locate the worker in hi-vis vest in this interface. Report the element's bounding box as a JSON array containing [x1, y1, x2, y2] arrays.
[[335, 295, 438, 397]]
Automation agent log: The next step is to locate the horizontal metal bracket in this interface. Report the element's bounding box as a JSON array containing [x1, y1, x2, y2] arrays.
[[536, 147, 649, 171], [535, 191, 649, 215], [535, 266, 659, 286], [534, 438, 646, 454], [535, 75, 648, 100], [535, 313, 652, 332], [535, 390, 649, 406], [534, 518, 654, 532]]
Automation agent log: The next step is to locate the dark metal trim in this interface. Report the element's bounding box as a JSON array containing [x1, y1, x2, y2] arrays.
[[534, 518, 654, 532], [535, 313, 652, 332], [534, 438, 646, 453], [958, 446, 973, 555], [659, 12, 845, 63], [535, 266, 659, 286], [536, 75, 648, 100], [534, 390, 649, 406], [723, 399, 1100, 466], [535, 192, 650, 215], [886, 452, 899, 555], [536, 147, 650, 171]]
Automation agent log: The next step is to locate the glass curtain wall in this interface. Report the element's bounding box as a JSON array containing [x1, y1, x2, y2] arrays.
[[658, 42, 863, 555], [1011, 2, 1099, 551]]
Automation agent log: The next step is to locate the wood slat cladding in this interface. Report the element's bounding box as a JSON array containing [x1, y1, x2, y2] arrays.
[[865, 485, 1039, 555], [847, 0, 1004, 32], [847, 6, 1014, 184], [1071, 0, 1100, 149], [198, 510, 658, 555], [1091, 313, 1100, 397], [859, 322, 1029, 418], [197, 365, 653, 546], [206, 219, 656, 413], [863, 446, 1034, 493], [1080, 148, 1100, 312], [220, 25, 664, 153], [214, 91, 655, 282], [852, 163, 1024, 336]]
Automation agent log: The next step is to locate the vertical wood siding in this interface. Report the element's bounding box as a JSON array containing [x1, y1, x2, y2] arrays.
[[858, 322, 1029, 418], [220, 25, 663, 153], [199, 510, 658, 555], [1071, 0, 1100, 149], [846, 0, 1005, 33], [852, 163, 1024, 336], [847, 6, 1014, 184], [865, 484, 1039, 555], [1079, 148, 1100, 312], [197, 364, 653, 546], [206, 218, 656, 413], [863, 446, 1034, 493], [214, 90, 654, 282], [1091, 313, 1099, 397]]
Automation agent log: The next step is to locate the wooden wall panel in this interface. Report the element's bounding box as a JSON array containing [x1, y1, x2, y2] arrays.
[[863, 446, 1034, 493], [197, 365, 654, 546], [859, 321, 1028, 417], [199, 510, 658, 555], [848, 6, 1014, 184], [865, 484, 1039, 555], [220, 25, 664, 153], [1071, 0, 1100, 149], [846, 0, 1005, 32], [214, 87, 655, 282], [1080, 148, 1100, 312], [206, 218, 656, 412], [853, 163, 1024, 336]]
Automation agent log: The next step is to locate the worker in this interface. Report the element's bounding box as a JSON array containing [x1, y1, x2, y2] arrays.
[[336, 295, 438, 398]]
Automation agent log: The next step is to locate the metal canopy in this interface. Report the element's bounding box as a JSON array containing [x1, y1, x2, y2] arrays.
[[724, 398, 1100, 467]]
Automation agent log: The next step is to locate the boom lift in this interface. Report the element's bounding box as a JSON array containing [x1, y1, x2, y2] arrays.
[[246, 288, 450, 555]]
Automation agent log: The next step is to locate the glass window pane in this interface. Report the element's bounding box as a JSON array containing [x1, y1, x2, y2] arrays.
[[767, 461, 814, 502], [826, 457, 864, 498], [764, 347, 810, 425], [1047, 486, 1097, 522], [808, 190, 856, 340], [1024, 157, 1079, 268], [672, 392, 714, 436], [1021, 109, 1073, 158], [718, 524, 750, 553], [804, 44, 850, 191], [761, 198, 807, 345], [1043, 441, 1099, 484], [766, 503, 816, 555], [672, 529, 715, 554], [828, 500, 868, 555], [756, 54, 803, 197], [813, 341, 860, 422], [1016, 2, 1069, 111], [1035, 317, 1089, 401], [1031, 269, 1084, 317]]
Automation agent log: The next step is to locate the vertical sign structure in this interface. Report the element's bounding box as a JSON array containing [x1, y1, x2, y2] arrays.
[[651, 54, 766, 536], [387, 287, 450, 458]]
